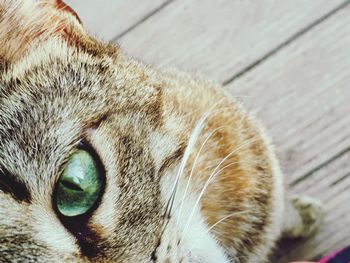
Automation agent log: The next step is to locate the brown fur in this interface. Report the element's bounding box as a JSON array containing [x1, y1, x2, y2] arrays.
[[0, 1, 322, 262]]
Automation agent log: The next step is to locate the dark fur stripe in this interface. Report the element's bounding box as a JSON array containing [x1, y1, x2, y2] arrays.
[[0, 167, 31, 202]]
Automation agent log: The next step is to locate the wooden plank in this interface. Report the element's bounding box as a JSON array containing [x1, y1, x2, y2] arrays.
[[65, 0, 170, 40], [118, 0, 345, 83], [274, 151, 350, 262], [225, 5, 350, 261], [227, 4, 350, 185]]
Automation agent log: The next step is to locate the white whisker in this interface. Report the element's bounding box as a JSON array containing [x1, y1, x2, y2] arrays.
[[165, 100, 226, 219], [181, 137, 259, 238], [206, 211, 249, 235], [187, 210, 249, 254], [175, 125, 229, 228]]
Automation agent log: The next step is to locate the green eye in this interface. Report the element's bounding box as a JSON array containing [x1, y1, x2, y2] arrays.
[[55, 149, 103, 217]]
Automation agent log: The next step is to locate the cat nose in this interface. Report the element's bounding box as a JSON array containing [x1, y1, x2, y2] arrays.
[[52, 0, 82, 24]]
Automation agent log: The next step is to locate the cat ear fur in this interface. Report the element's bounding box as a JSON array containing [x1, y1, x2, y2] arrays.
[[0, 0, 84, 64], [51, 0, 82, 24]]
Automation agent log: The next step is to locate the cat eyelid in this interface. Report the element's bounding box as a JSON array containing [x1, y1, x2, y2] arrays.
[[158, 146, 185, 175], [0, 166, 31, 202]]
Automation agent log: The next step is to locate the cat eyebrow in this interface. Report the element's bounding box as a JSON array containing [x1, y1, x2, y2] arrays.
[[0, 167, 31, 202], [158, 146, 185, 175]]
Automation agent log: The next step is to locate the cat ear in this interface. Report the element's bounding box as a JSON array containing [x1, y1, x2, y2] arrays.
[[0, 0, 85, 64], [51, 0, 82, 25]]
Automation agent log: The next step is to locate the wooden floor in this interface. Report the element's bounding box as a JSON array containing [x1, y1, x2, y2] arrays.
[[66, 1, 350, 262]]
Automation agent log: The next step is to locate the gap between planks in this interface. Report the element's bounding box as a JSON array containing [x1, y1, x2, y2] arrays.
[[222, 0, 350, 85], [112, 0, 176, 40], [227, 3, 350, 185], [117, 0, 346, 83]]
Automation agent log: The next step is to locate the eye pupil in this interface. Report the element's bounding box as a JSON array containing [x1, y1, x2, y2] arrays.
[[55, 148, 103, 217], [60, 180, 84, 192]]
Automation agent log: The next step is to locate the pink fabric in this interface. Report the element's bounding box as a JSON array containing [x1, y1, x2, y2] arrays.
[[319, 248, 347, 263]]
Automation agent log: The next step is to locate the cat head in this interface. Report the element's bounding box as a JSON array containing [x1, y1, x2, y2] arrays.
[[0, 1, 229, 262]]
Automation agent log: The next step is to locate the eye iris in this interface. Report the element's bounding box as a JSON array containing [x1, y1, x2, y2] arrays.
[[56, 150, 102, 217]]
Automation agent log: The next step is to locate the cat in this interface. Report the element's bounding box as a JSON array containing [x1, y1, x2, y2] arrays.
[[0, 0, 323, 262]]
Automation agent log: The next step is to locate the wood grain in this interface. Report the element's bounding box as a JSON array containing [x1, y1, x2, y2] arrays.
[[226, 5, 350, 260], [65, 0, 170, 40], [227, 4, 350, 185], [118, 0, 345, 83]]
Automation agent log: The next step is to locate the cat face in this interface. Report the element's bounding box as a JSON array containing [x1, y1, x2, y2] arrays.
[[0, 1, 231, 262]]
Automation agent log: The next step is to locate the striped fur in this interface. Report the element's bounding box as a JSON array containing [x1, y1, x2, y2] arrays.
[[0, 1, 294, 262]]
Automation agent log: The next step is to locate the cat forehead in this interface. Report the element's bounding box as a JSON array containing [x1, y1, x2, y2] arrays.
[[0, 45, 112, 148], [0, 34, 166, 204], [0, 47, 106, 181], [0, 38, 162, 114], [1, 38, 115, 82]]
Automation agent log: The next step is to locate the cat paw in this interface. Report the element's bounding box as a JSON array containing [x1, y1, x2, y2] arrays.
[[289, 195, 324, 238]]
